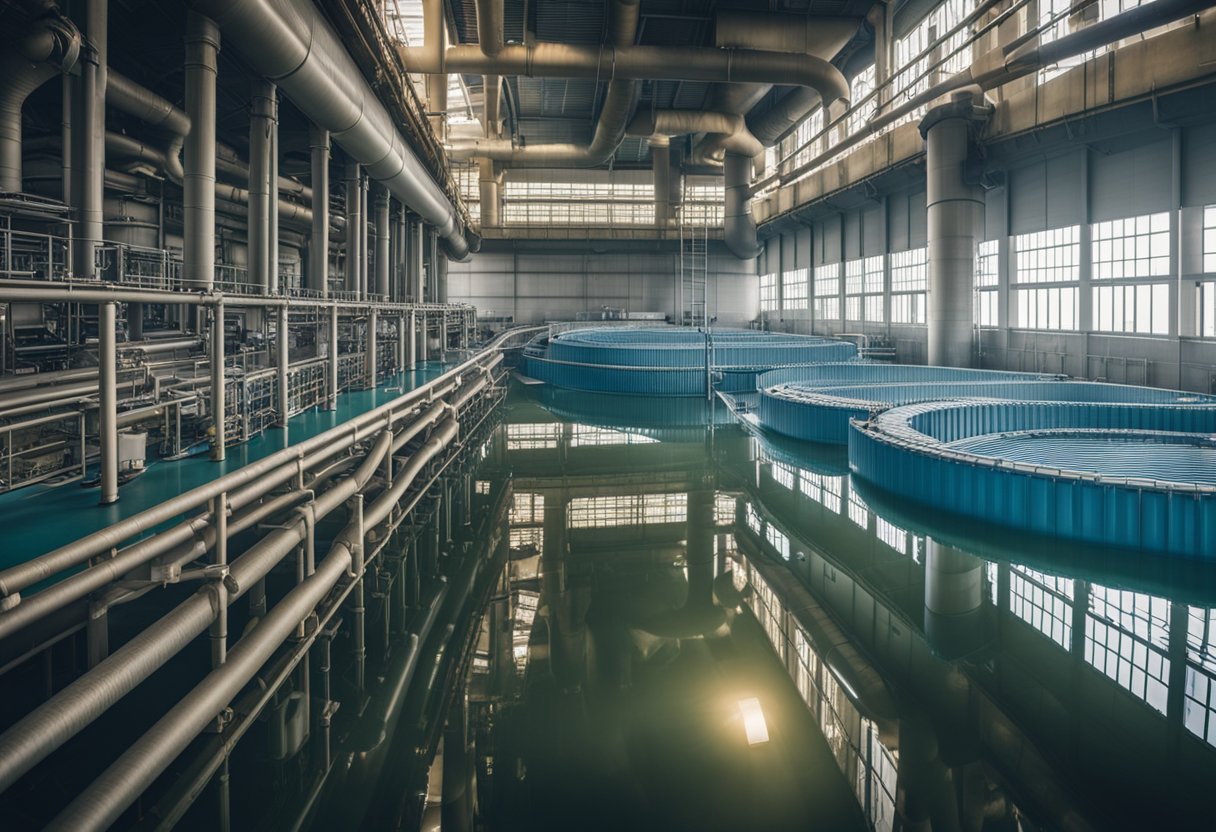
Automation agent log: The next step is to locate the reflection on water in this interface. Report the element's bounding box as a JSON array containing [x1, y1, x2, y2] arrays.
[[473, 382, 1216, 832]]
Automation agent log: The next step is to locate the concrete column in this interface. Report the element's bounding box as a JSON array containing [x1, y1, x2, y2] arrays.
[[210, 302, 226, 461], [366, 308, 377, 389], [922, 92, 988, 368], [184, 12, 219, 293], [248, 80, 275, 294], [344, 160, 361, 296], [436, 254, 448, 305], [923, 538, 985, 660], [374, 186, 390, 299], [98, 301, 118, 504], [277, 304, 289, 427], [327, 305, 338, 410]]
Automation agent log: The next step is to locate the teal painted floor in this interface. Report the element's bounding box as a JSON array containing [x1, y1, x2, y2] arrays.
[[0, 363, 448, 567]]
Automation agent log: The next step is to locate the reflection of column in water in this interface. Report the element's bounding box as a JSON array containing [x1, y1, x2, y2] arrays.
[[685, 489, 715, 612], [897, 712, 964, 832], [923, 538, 987, 660], [543, 491, 589, 692]]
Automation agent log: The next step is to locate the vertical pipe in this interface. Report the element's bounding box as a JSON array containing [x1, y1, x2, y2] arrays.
[[923, 95, 985, 368], [210, 302, 226, 461], [651, 135, 671, 227], [352, 494, 366, 698], [427, 230, 440, 302], [344, 160, 361, 296], [249, 80, 275, 295], [366, 308, 378, 389], [277, 304, 289, 427], [359, 175, 369, 300], [184, 12, 219, 293], [397, 314, 406, 372], [98, 301, 118, 504], [327, 305, 339, 410], [268, 88, 280, 295], [71, 47, 102, 281], [309, 127, 330, 298], [419, 311, 429, 363], [409, 219, 424, 301], [375, 186, 390, 299], [407, 311, 417, 369], [61, 74, 72, 205]]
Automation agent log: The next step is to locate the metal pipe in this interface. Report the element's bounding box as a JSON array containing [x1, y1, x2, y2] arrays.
[[193, 0, 476, 260], [269, 88, 280, 295], [183, 12, 219, 292], [210, 302, 225, 461], [650, 135, 670, 226], [248, 80, 274, 295], [107, 71, 190, 184], [277, 305, 289, 425], [345, 160, 361, 296], [328, 305, 339, 409], [724, 152, 760, 259], [367, 308, 378, 389], [0, 9, 80, 192], [626, 110, 763, 161], [71, 43, 102, 280], [308, 128, 330, 298], [359, 173, 369, 300], [375, 185, 390, 299], [409, 219, 424, 302], [407, 311, 417, 369], [98, 301, 118, 504]]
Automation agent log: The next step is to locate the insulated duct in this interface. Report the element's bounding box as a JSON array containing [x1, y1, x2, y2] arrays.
[[107, 71, 190, 184], [0, 8, 80, 192], [724, 152, 760, 259], [192, 0, 476, 260], [627, 110, 764, 161]]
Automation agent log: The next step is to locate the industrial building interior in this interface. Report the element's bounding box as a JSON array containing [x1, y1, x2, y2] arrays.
[[1, 0, 1215, 829]]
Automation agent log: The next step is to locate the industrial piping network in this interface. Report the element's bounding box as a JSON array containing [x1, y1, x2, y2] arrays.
[[0, 327, 537, 830]]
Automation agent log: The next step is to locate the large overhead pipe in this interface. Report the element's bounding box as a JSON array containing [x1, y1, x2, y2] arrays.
[[193, 0, 476, 260], [446, 0, 641, 167], [0, 8, 80, 192], [183, 12, 218, 292], [107, 72, 190, 184], [248, 80, 275, 294], [724, 152, 761, 260], [310, 127, 330, 298], [627, 110, 764, 162]]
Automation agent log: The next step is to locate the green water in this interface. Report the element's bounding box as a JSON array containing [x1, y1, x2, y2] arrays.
[[0, 364, 447, 566], [477, 382, 1216, 832]]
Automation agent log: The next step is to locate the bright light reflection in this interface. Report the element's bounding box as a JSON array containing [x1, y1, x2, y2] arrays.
[[738, 697, 770, 746]]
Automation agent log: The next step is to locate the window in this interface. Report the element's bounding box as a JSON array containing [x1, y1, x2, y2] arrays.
[[1016, 287, 1078, 330], [780, 107, 824, 175], [800, 471, 843, 513], [571, 425, 658, 446], [846, 65, 877, 136], [876, 517, 908, 555], [1085, 586, 1170, 714], [1014, 226, 1080, 284], [845, 256, 884, 322], [848, 489, 869, 529], [714, 493, 736, 526], [766, 523, 791, 561], [510, 492, 544, 524], [890, 248, 927, 324], [760, 272, 778, 312], [771, 461, 796, 490], [783, 268, 809, 311], [976, 239, 1000, 327], [814, 263, 841, 323], [507, 423, 560, 450], [1093, 212, 1170, 279], [1200, 282, 1216, 338], [1205, 205, 1216, 273], [894, 0, 975, 115], [502, 180, 657, 226], [1094, 283, 1170, 335], [1010, 566, 1074, 649]]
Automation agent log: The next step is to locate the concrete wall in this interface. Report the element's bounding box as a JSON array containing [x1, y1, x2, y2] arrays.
[[449, 249, 759, 325]]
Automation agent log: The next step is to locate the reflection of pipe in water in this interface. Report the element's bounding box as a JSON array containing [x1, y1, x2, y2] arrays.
[[542, 494, 590, 692], [923, 538, 988, 660]]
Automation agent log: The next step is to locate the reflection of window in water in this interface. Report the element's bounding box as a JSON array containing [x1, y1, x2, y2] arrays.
[[875, 517, 908, 556], [1085, 586, 1170, 714], [799, 471, 842, 513], [770, 461, 796, 490], [1185, 607, 1216, 747], [1009, 566, 1074, 649], [568, 493, 687, 528], [570, 424, 658, 447], [714, 493, 736, 526], [766, 524, 790, 561], [746, 503, 762, 534], [506, 422, 560, 450], [848, 490, 869, 529], [509, 526, 543, 556]]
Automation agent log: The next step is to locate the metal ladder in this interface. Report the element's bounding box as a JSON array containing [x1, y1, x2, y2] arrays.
[[678, 209, 708, 327]]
